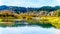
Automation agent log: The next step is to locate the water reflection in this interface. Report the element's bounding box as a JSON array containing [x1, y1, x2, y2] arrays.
[[0, 22, 53, 28], [0, 26, 60, 34], [0, 22, 58, 34]]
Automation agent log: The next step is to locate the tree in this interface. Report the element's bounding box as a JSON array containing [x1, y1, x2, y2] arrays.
[[56, 9, 60, 17]]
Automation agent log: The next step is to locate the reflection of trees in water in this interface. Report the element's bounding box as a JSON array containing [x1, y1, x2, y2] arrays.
[[27, 22, 53, 28], [13, 22, 53, 28], [37, 23, 53, 28], [0, 22, 53, 28]]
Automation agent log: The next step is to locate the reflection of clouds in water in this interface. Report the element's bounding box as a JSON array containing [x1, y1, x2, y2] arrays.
[[0, 26, 59, 34], [49, 28, 60, 34]]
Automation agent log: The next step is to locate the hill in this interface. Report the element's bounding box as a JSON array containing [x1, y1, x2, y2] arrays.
[[0, 5, 60, 13]]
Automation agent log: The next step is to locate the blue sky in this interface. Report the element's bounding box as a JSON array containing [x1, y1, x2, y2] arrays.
[[0, 0, 60, 7]]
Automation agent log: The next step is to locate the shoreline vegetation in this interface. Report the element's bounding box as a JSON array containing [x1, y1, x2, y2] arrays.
[[0, 8, 60, 28], [0, 10, 60, 28]]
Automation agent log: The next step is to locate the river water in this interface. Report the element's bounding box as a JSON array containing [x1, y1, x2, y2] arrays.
[[0, 26, 60, 34]]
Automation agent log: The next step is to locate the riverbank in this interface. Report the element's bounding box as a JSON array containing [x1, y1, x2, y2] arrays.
[[0, 17, 60, 28]]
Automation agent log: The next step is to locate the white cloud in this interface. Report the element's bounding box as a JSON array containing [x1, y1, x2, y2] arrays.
[[56, 0, 60, 3], [55, 0, 60, 5], [0, 0, 3, 5]]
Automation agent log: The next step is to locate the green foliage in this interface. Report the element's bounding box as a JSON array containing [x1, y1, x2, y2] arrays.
[[56, 9, 60, 17]]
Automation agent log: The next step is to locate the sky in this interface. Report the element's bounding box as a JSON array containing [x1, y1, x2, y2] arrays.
[[0, 0, 60, 7]]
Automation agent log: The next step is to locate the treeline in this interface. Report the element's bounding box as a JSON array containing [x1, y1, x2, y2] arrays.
[[0, 5, 60, 13]]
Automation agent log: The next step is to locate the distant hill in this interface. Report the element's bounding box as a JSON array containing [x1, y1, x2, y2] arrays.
[[0, 5, 60, 13]]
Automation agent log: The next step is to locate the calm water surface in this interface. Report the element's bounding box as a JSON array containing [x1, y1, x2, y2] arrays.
[[0, 26, 60, 34]]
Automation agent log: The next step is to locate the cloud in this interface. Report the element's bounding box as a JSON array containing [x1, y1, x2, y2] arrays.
[[56, 0, 60, 5], [0, 0, 3, 5], [56, 0, 60, 3]]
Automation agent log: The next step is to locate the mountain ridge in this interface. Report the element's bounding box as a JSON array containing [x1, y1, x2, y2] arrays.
[[0, 5, 60, 13]]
